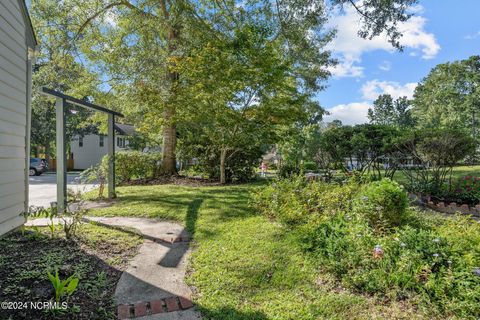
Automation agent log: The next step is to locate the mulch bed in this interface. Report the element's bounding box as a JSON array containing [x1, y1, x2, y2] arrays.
[[122, 175, 221, 187], [0, 228, 140, 320]]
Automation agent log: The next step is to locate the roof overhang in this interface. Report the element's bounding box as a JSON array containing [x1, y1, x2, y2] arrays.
[[18, 0, 37, 48]]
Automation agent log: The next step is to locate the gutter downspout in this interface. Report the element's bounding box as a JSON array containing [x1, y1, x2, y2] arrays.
[[24, 46, 37, 217]]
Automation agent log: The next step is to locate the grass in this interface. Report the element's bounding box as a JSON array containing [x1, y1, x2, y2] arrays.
[[391, 165, 480, 186], [85, 181, 432, 319], [0, 223, 142, 319]]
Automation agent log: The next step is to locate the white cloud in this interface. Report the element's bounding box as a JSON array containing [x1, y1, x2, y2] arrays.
[[408, 5, 425, 14], [400, 16, 440, 59], [378, 60, 391, 71], [465, 31, 480, 40], [327, 4, 440, 78], [323, 102, 371, 125], [361, 80, 417, 101], [327, 54, 364, 78]]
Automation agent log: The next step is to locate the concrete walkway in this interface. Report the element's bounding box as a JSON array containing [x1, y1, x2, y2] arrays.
[[26, 217, 202, 320]]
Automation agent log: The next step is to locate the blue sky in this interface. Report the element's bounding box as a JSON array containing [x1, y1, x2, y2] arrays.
[[320, 0, 480, 125]]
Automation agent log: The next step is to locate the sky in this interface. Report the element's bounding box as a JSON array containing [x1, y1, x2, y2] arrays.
[[320, 0, 480, 125]]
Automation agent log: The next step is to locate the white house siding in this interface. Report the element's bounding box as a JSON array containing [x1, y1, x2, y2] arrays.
[[71, 134, 129, 170], [0, 0, 34, 235]]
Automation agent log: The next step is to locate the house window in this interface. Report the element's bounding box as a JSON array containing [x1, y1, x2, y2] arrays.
[[79, 136, 83, 147], [117, 137, 125, 148], [99, 135, 104, 147]]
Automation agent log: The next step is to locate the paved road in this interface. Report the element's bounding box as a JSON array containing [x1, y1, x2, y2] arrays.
[[29, 173, 97, 208]]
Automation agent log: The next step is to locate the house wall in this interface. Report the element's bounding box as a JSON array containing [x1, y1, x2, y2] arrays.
[[71, 134, 129, 170], [0, 0, 29, 235]]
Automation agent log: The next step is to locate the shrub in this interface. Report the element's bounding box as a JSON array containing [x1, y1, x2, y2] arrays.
[[251, 177, 359, 227], [252, 177, 480, 317], [103, 151, 162, 183], [277, 163, 301, 178], [268, 163, 277, 170], [251, 176, 309, 226], [297, 211, 480, 317], [445, 175, 480, 205], [181, 148, 260, 183], [301, 161, 318, 172], [353, 178, 409, 231]]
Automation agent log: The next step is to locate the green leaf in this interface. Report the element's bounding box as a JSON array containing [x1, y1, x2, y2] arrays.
[[66, 277, 79, 295]]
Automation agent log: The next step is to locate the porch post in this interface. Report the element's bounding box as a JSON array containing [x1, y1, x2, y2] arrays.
[[108, 113, 116, 198], [55, 97, 67, 213]]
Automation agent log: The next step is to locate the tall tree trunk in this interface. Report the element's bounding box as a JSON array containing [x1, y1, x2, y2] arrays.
[[160, 11, 179, 176], [162, 107, 177, 175], [220, 148, 227, 184]]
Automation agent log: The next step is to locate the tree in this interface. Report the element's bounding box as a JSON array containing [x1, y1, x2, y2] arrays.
[[395, 128, 476, 194], [412, 56, 480, 144], [175, 20, 326, 183], [368, 94, 415, 128], [330, 0, 419, 49], [51, 0, 419, 177], [316, 124, 401, 179], [30, 0, 101, 162]]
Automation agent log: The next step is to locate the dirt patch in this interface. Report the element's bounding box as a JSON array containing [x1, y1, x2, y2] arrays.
[[0, 225, 142, 320]]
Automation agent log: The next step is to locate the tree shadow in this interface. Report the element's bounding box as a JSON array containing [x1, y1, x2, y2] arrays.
[[159, 198, 203, 268], [199, 306, 269, 320], [186, 198, 203, 236]]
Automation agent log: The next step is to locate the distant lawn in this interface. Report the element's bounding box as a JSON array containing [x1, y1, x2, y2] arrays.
[[392, 165, 480, 186], [85, 182, 432, 319]]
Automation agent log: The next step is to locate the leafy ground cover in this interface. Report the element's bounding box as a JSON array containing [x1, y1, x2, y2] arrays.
[[84, 181, 460, 319], [0, 223, 142, 319], [253, 178, 480, 319]]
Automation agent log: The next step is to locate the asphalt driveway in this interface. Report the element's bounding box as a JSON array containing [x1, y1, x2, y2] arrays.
[[29, 173, 97, 208]]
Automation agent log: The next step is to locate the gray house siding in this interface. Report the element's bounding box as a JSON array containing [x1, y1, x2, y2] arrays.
[[0, 0, 36, 236]]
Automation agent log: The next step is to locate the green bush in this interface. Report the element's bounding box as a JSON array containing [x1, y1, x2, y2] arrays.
[[277, 163, 301, 178], [301, 161, 318, 172], [252, 177, 480, 318], [103, 151, 162, 183], [297, 213, 480, 317], [268, 163, 277, 170], [353, 178, 409, 231], [251, 177, 359, 227], [180, 148, 260, 183]]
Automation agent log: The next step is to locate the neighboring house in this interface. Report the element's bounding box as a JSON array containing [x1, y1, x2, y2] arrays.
[[344, 156, 424, 171], [0, 1, 37, 236], [262, 148, 281, 165], [71, 124, 136, 170]]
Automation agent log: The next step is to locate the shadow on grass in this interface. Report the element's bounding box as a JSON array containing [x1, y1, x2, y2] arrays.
[[186, 198, 203, 236], [159, 198, 203, 268], [199, 307, 268, 320]]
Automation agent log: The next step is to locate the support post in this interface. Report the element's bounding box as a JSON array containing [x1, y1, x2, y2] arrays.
[[55, 98, 67, 213], [108, 114, 116, 198]]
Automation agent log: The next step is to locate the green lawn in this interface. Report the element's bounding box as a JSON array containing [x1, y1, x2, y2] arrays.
[[86, 182, 430, 319], [391, 165, 480, 185]]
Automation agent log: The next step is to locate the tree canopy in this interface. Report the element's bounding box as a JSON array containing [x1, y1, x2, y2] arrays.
[[29, 0, 421, 181], [368, 94, 415, 129], [412, 55, 480, 142]]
